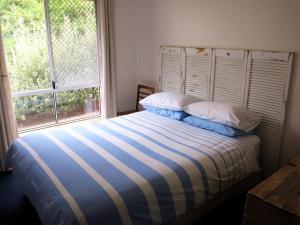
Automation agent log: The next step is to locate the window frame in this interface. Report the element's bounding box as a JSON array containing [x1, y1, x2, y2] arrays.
[[10, 0, 101, 132]]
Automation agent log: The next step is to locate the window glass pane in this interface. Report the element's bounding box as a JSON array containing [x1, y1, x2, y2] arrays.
[[1, 0, 51, 92], [14, 94, 55, 130], [1, 1, 101, 132], [56, 87, 100, 123], [49, 0, 100, 88]]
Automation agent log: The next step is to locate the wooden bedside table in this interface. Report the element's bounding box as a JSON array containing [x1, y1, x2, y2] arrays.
[[242, 157, 300, 225]]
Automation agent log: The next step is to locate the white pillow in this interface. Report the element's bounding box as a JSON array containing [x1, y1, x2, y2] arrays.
[[184, 101, 261, 132], [140, 92, 199, 111]]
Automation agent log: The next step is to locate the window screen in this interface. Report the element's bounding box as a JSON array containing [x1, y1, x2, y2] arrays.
[[49, 0, 100, 88]]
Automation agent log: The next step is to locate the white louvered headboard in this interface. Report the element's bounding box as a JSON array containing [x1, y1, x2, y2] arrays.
[[160, 46, 294, 176]]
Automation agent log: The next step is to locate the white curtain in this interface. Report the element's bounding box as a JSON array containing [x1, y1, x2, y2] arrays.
[[0, 26, 18, 172], [97, 0, 117, 119]]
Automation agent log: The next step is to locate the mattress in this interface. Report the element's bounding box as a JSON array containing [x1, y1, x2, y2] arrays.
[[6, 111, 260, 225]]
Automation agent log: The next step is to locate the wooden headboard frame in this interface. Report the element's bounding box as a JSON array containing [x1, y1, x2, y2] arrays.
[[159, 46, 294, 176]]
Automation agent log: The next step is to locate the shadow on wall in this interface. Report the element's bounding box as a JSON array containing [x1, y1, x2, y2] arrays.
[[280, 52, 300, 166], [280, 125, 300, 167]]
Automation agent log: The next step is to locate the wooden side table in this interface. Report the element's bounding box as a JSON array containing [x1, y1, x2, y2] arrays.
[[242, 157, 300, 225]]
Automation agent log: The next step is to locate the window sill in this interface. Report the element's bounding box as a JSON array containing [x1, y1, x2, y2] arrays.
[[18, 115, 101, 135]]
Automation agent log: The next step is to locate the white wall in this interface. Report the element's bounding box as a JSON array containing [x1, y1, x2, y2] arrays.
[[113, 0, 138, 112], [136, 0, 300, 166]]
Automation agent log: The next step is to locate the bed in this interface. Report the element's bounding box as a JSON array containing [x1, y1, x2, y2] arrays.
[[6, 111, 261, 225]]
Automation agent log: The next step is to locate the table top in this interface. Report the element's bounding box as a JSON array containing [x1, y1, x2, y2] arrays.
[[249, 156, 300, 218]]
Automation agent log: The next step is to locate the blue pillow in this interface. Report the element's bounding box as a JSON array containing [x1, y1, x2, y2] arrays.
[[183, 116, 254, 137], [144, 106, 189, 120]]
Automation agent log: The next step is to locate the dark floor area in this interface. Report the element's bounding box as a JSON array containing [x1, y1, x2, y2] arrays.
[[0, 172, 245, 225], [0, 172, 41, 225], [194, 193, 246, 225]]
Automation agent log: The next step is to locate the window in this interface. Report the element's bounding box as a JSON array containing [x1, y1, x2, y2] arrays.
[[0, 0, 100, 131]]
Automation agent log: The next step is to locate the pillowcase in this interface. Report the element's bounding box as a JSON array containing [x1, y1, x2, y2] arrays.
[[183, 116, 253, 137], [183, 101, 261, 132], [144, 106, 189, 120], [139, 92, 199, 111]]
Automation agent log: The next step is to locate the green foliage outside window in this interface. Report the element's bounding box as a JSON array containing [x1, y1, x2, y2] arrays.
[[0, 0, 100, 121]]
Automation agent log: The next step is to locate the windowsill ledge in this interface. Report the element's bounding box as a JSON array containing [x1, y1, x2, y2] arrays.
[[18, 115, 101, 135]]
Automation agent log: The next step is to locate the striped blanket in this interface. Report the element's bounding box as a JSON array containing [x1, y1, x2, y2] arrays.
[[6, 111, 260, 225]]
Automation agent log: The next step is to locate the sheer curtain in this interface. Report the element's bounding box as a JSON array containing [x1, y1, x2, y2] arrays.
[[0, 26, 18, 172], [97, 0, 117, 119]]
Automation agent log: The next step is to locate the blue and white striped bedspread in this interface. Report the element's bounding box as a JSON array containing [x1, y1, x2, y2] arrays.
[[6, 111, 260, 225]]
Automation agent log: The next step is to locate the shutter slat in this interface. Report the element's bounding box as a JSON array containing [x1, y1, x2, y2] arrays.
[[212, 49, 246, 105], [246, 51, 291, 176], [249, 81, 285, 91], [160, 47, 182, 93], [184, 48, 211, 100]]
